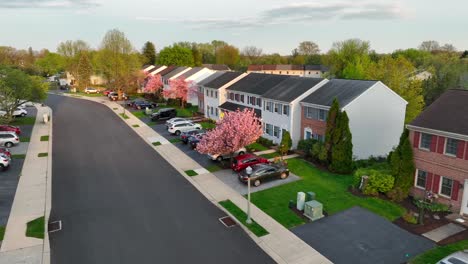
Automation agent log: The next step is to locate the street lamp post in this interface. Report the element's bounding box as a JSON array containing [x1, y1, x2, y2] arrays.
[[246, 166, 253, 225]]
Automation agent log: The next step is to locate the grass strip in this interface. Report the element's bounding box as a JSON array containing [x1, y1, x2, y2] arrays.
[[410, 240, 468, 264], [260, 152, 281, 159], [20, 137, 30, 142], [38, 152, 48, 157], [206, 164, 222, 173], [119, 113, 129, 119], [219, 200, 269, 237], [0, 226, 5, 241], [132, 124, 140, 128], [40, 135, 49, 141], [11, 117, 35, 125], [152, 142, 161, 146], [26, 216, 44, 239], [11, 154, 26, 159], [185, 170, 198, 176], [169, 138, 181, 144]]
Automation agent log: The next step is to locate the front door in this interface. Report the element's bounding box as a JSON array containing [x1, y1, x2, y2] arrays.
[[461, 179, 468, 215]]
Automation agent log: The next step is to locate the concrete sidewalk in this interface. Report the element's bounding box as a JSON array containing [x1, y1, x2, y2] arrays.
[[0, 105, 52, 264], [60, 94, 332, 264]]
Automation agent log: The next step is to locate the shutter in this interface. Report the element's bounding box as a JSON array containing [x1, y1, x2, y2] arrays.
[[437, 136, 445, 154], [451, 180, 460, 201], [413, 132, 420, 148], [457, 140, 466, 159], [430, 135, 437, 152], [425, 172, 433, 190], [465, 142, 468, 160], [432, 174, 441, 194]]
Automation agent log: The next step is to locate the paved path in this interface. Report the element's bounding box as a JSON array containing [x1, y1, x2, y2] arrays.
[[57, 93, 331, 264], [422, 223, 466, 242], [46, 95, 273, 264], [0, 105, 52, 264]]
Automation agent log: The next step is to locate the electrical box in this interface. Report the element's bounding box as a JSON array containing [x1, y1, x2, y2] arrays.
[[303, 200, 324, 221], [297, 192, 306, 211]]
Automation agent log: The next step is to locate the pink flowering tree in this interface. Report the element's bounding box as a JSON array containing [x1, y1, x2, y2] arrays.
[[196, 108, 263, 163], [163, 76, 196, 109], [144, 74, 163, 95]]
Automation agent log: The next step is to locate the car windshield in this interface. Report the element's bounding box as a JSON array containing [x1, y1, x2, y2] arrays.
[[447, 257, 468, 264]]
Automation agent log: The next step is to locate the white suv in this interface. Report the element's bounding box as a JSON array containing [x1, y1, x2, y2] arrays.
[[84, 87, 98, 94], [0, 109, 27, 117], [0, 153, 10, 170], [165, 117, 188, 128], [167, 122, 202, 135], [0, 132, 19, 148]]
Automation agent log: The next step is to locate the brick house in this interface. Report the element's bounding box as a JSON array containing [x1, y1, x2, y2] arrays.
[[407, 89, 468, 214], [300, 79, 408, 159]]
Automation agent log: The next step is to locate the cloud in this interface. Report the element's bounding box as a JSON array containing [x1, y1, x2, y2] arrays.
[[137, 0, 405, 29], [0, 0, 100, 9]]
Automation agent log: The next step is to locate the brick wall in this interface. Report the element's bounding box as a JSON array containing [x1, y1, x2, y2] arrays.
[[300, 106, 327, 139]]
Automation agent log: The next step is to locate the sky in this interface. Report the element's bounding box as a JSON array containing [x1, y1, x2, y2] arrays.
[[0, 0, 467, 55]]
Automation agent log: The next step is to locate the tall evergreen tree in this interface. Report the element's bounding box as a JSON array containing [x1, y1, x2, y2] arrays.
[[278, 130, 292, 157], [76, 51, 93, 91], [330, 111, 354, 173], [142, 41, 156, 65], [388, 129, 415, 201], [324, 98, 340, 164]]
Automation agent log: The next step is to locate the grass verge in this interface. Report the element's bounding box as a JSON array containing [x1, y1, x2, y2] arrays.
[[38, 152, 48, 157], [26, 216, 44, 239], [152, 142, 161, 146], [169, 138, 181, 144], [20, 137, 30, 142], [113, 107, 118, 110], [185, 170, 198, 176], [40, 135, 49, 141], [219, 200, 269, 237], [206, 164, 222, 173], [260, 152, 281, 159], [0, 226, 5, 241], [132, 111, 146, 119], [72, 92, 104, 97], [132, 124, 140, 128], [12, 154, 26, 159], [119, 113, 129, 119], [11, 117, 35, 125], [410, 240, 468, 264], [251, 158, 405, 228]]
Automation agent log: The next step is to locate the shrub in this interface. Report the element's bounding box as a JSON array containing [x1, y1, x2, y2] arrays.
[[297, 138, 317, 153], [278, 130, 292, 156], [387, 187, 407, 202], [353, 168, 372, 188], [402, 211, 418, 224], [356, 169, 394, 196], [257, 137, 274, 147]]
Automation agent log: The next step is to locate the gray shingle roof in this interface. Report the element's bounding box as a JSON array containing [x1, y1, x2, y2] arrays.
[[204, 71, 243, 89], [301, 79, 378, 107], [410, 89, 468, 136], [218, 102, 262, 118], [203, 64, 230, 71], [157, 66, 177, 77], [178, 67, 204, 79], [262, 77, 325, 102], [197, 72, 225, 86], [227, 73, 290, 95], [163, 67, 189, 79]]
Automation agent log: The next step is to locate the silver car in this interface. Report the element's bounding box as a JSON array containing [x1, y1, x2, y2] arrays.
[[0, 132, 19, 148], [438, 250, 468, 264], [208, 148, 247, 161], [0, 153, 11, 170]]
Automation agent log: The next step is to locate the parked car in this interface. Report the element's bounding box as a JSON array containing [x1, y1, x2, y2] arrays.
[[133, 101, 158, 110], [180, 129, 205, 144], [188, 133, 205, 149], [103, 89, 114, 96], [109, 92, 129, 101], [0, 132, 19, 148], [150, 108, 177, 121], [84, 87, 99, 94], [437, 250, 468, 264], [126, 99, 144, 107], [13, 108, 27, 117], [0, 153, 10, 171], [165, 117, 188, 128], [0, 125, 21, 135], [231, 154, 269, 172], [238, 163, 289, 187], [208, 148, 247, 162], [167, 122, 202, 136], [0, 147, 11, 158]]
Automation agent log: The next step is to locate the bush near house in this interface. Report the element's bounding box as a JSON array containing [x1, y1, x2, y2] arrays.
[[256, 137, 274, 148]]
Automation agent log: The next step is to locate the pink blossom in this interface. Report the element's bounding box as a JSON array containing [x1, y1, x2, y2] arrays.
[[144, 74, 163, 93]]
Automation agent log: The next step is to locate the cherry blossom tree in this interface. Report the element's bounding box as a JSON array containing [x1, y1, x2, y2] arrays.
[[144, 74, 163, 94], [163, 76, 195, 108], [196, 108, 262, 162]]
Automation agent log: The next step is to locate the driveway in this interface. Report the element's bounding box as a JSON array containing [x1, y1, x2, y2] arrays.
[[292, 206, 435, 264], [46, 94, 273, 264]]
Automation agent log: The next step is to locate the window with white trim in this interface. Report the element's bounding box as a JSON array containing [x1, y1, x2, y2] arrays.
[[419, 133, 432, 150], [305, 131, 312, 139], [416, 170, 427, 188], [274, 103, 282, 114], [440, 177, 453, 197], [210, 90, 213, 98], [257, 98, 262, 107], [283, 105, 289, 116], [265, 101, 273, 112], [445, 138, 458, 156], [215, 91, 218, 99], [273, 126, 280, 138], [305, 107, 328, 121], [206, 89, 209, 96], [265, 124, 273, 136]]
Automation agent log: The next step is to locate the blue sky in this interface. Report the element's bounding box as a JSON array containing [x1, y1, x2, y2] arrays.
[[0, 0, 467, 55]]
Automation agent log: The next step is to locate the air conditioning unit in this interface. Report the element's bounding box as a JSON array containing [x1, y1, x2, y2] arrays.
[[303, 200, 324, 221]]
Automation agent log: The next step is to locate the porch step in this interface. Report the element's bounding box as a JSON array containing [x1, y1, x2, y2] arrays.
[[253, 149, 276, 155], [422, 223, 465, 242]]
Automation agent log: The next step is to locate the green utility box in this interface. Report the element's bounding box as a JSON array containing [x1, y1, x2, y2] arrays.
[[305, 192, 316, 202], [303, 200, 324, 221]]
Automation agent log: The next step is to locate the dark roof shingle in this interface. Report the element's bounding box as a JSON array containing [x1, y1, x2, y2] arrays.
[[262, 77, 325, 102], [301, 79, 378, 107], [410, 89, 468, 136], [204, 72, 243, 89], [157, 66, 177, 77], [197, 72, 225, 86], [218, 102, 261, 118], [163, 67, 189, 79], [178, 67, 204, 79], [227, 73, 290, 95], [202, 64, 230, 71]]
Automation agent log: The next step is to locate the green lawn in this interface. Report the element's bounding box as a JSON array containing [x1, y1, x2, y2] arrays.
[[176, 105, 199, 117], [132, 111, 146, 119], [152, 142, 161, 146], [20, 137, 30, 142], [251, 158, 406, 228], [72, 92, 104, 97], [0, 226, 5, 241], [11, 154, 26, 159], [169, 138, 181, 144], [219, 200, 269, 237], [119, 113, 130, 119], [38, 153, 48, 157], [185, 170, 198, 176], [260, 152, 281, 159], [26, 216, 44, 239], [11, 117, 35, 125], [40, 135, 49, 141], [199, 121, 216, 130], [148, 121, 157, 126], [246, 142, 269, 152], [206, 164, 222, 173], [410, 240, 468, 264]]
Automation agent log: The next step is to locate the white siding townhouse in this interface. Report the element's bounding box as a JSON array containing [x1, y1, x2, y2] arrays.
[[196, 72, 226, 113], [174, 67, 216, 106]]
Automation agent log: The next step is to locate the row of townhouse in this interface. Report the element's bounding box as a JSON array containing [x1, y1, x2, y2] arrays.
[[407, 89, 468, 215], [198, 72, 407, 160], [247, 64, 329, 78]]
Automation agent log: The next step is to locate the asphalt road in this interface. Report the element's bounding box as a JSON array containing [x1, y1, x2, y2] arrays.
[[46, 94, 273, 264]]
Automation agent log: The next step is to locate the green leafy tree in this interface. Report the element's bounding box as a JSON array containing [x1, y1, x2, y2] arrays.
[[324, 98, 340, 163], [215, 45, 239, 68], [329, 111, 354, 173], [157, 45, 194, 66], [76, 51, 93, 91], [34, 52, 66, 76], [392, 48, 431, 67], [278, 130, 292, 157], [0, 66, 47, 121], [142, 41, 156, 65], [326, 39, 371, 78], [387, 129, 415, 202]]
